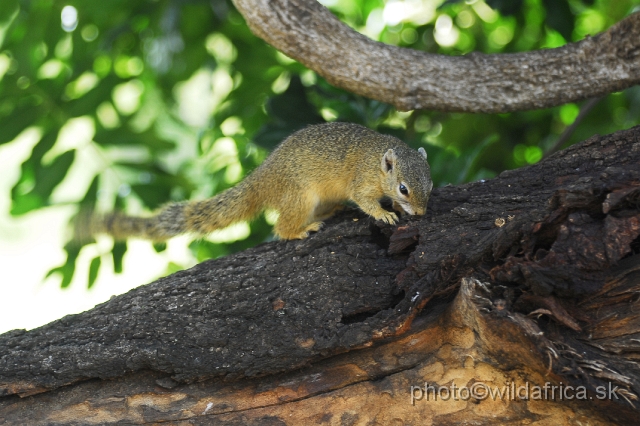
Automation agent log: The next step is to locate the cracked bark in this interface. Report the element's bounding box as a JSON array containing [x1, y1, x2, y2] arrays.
[[1, 126, 640, 424], [231, 0, 640, 113]]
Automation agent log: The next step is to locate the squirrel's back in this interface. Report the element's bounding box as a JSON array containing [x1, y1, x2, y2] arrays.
[[257, 122, 411, 204]]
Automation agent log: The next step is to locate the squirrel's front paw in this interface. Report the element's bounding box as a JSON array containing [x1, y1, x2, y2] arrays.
[[377, 211, 398, 225]]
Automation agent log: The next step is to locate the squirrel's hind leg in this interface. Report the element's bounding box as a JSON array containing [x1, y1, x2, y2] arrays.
[[273, 195, 323, 240], [313, 202, 344, 221]]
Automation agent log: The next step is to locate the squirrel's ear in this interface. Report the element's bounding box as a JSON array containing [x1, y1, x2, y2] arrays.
[[418, 147, 427, 160], [381, 149, 397, 172]]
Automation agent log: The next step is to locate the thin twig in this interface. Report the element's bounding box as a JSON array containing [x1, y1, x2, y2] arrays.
[[544, 97, 604, 158]]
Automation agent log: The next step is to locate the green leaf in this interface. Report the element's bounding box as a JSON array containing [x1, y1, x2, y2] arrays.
[[88, 256, 101, 288], [9, 194, 41, 216], [46, 244, 81, 288], [12, 149, 76, 215], [11, 131, 60, 215], [112, 241, 127, 274], [35, 150, 75, 197], [81, 175, 100, 206]]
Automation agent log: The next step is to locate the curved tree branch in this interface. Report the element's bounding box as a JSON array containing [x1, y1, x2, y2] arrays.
[[232, 0, 640, 113]]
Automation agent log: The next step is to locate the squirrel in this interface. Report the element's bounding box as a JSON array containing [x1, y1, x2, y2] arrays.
[[81, 122, 433, 241]]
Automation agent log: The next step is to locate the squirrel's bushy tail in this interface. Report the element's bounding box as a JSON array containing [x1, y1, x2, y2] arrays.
[[77, 179, 265, 242]]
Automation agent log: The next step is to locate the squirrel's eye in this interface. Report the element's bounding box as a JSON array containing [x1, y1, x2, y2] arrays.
[[399, 184, 409, 196]]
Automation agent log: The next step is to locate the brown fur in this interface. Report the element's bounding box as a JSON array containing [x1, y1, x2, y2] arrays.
[[81, 122, 433, 241]]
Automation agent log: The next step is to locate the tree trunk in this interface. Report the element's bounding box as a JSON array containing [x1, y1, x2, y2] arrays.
[[1, 126, 640, 424]]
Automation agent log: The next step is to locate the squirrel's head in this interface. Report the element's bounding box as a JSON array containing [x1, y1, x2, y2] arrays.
[[380, 146, 433, 216]]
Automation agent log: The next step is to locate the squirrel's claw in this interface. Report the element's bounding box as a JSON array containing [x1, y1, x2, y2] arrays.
[[377, 211, 399, 225]]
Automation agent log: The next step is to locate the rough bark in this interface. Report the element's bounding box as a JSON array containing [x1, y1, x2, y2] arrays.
[[1, 126, 640, 424], [0, 280, 622, 425], [231, 0, 640, 113]]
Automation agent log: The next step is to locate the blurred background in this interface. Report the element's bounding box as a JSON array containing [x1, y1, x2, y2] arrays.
[[1, 0, 639, 334]]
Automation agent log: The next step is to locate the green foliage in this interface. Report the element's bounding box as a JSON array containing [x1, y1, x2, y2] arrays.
[[2, 0, 639, 288]]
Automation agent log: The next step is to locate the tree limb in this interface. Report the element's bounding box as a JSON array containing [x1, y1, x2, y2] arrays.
[[231, 0, 640, 113], [2, 127, 640, 423], [1, 278, 629, 424]]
